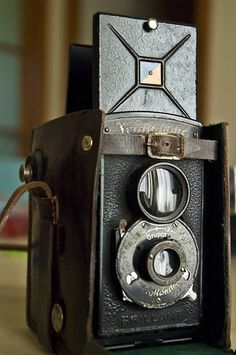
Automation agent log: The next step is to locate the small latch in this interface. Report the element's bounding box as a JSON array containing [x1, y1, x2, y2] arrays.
[[147, 133, 184, 159]]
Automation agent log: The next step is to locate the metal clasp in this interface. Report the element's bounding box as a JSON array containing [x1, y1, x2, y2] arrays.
[[147, 133, 184, 159]]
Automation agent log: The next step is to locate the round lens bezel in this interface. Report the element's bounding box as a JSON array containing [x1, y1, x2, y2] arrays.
[[137, 162, 190, 223]]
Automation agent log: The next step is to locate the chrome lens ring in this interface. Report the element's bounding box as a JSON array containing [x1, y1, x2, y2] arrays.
[[137, 162, 190, 223]]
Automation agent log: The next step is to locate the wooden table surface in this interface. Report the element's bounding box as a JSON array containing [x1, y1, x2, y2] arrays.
[[0, 251, 234, 354]]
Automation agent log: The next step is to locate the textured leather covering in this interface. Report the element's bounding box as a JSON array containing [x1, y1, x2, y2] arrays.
[[94, 156, 203, 343]]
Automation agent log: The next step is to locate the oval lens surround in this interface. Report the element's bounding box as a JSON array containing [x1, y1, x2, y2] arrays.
[[137, 163, 190, 223]]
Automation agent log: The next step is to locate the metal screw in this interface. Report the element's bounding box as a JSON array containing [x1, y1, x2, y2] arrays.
[[104, 127, 109, 133], [81, 135, 93, 151], [147, 18, 158, 31], [149, 70, 153, 76], [19, 164, 33, 183], [51, 303, 64, 333]]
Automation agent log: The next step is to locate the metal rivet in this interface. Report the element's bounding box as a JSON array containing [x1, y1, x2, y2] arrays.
[[51, 303, 64, 333], [81, 135, 93, 151], [147, 18, 158, 31], [104, 127, 109, 133], [19, 164, 33, 183]]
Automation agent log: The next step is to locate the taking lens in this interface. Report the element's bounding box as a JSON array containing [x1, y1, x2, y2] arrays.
[[146, 240, 186, 286], [137, 163, 189, 223], [153, 249, 180, 277]]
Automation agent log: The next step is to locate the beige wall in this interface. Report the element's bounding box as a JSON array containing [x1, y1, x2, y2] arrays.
[[41, 0, 69, 121], [205, 0, 236, 165]]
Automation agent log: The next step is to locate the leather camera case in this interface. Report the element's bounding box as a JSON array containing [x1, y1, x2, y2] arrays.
[[26, 109, 231, 355]]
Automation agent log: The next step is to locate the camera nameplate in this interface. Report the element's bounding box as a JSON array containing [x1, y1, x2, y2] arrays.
[[104, 114, 201, 136]]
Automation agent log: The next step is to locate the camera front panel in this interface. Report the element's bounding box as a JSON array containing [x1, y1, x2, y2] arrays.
[[93, 115, 204, 349]]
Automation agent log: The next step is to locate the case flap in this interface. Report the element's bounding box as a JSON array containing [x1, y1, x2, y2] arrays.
[[201, 122, 231, 350], [27, 194, 55, 350], [28, 109, 105, 354]]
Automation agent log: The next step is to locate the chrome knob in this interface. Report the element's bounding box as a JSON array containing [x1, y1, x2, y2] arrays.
[[19, 164, 33, 183], [147, 18, 158, 31]]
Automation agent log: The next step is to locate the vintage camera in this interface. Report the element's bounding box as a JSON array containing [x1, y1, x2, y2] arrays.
[[22, 13, 231, 355]]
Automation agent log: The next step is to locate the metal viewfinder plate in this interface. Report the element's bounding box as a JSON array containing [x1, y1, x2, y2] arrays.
[[94, 14, 197, 118]]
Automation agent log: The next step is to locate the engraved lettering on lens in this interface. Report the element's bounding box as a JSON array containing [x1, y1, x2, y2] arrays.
[[137, 163, 190, 223], [143, 282, 179, 298], [116, 220, 198, 309]]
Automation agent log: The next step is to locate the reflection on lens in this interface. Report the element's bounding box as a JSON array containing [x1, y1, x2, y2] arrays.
[[140, 168, 182, 216], [154, 249, 180, 277], [138, 163, 189, 222], [146, 239, 186, 286]]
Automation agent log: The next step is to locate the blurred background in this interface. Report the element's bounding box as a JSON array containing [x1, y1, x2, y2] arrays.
[[0, 0, 235, 352], [0, 0, 235, 158]]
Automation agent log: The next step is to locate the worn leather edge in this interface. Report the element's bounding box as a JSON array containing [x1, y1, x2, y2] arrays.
[[202, 122, 231, 350], [82, 111, 112, 354], [221, 123, 231, 350]]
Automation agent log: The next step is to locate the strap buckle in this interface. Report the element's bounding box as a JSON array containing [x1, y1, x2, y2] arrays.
[[147, 133, 184, 159]]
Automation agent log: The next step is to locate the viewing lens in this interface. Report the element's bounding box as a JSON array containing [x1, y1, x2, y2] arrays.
[[138, 163, 189, 222]]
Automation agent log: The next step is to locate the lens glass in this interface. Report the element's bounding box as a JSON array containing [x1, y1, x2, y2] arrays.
[[139, 166, 183, 219], [154, 248, 180, 277]]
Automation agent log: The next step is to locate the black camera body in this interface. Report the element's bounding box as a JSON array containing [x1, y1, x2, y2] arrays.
[[95, 121, 203, 348], [24, 13, 231, 355]]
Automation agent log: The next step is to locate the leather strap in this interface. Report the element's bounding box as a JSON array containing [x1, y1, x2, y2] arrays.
[[0, 181, 58, 351], [102, 133, 218, 160], [0, 181, 58, 234]]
